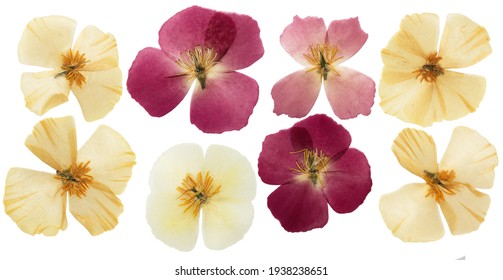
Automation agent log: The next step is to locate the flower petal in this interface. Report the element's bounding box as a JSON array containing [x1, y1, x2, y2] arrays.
[[439, 14, 491, 68], [439, 185, 490, 235], [267, 180, 328, 232], [326, 17, 368, 63], [21, 70, 71, 116], [190, 71, 258, 133], [440, 127, 498, 189], [73, 25, 118, 71], [380, 183, 444, 242], [69, 182, 123, 236], [271, 70, 321, 118], [77, 125, 135, 195], [324, 148, 372, 213], [203, 12, 237, 61], [280, 16, 327, 66], [258, 129, 299, 185], [392, 128, 438, 177], [25, 116, 77, 171], [18, 15, 76, 68], [4, 168, 67, 236], [324, 66, 375, 119], [72, 68, 122, 121], [127, 47, 191, 117]]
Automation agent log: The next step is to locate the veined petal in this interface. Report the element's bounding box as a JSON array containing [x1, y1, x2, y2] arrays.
[[440, 127, 498, 189], [326, 17, 368, 63], [78, 125, 135, 195], [73, 25, 118, 71], [439, 14, 491, 68], [203, 12, 237, 61], [25, 116, 77, 171], [280, 16, 327, 66], [392, 128, 438, 177], [4, 168, 67, 236], [69, 182, 123, 236], [190, 71, 258, 133], [380, 183, 444, 242], [72, 67, 122, 121], [19, 15, 76, 68], [21, 70, 71, 116], [272, 70, 321, 118], [324, 66, 375, 119]]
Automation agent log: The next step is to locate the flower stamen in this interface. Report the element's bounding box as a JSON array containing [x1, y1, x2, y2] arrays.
[[55, 161, 93, 198], [303, 44, 342, 81], [175, 46, 218, 89], [413, 53, 444, 83], [422, 169, 467, 202], [291, 148, 330, 187], [177, 171, 221, 217], [56, 49, 88, 88]]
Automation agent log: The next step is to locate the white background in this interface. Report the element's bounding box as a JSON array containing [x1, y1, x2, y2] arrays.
[[1, 0, 501, 279]]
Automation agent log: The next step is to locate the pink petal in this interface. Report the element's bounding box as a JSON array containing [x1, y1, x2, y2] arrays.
[[324, 148, 372, 213], [267, 180, 328, 232], [190, 71, 258, 133], [280, 16, 327, 66], [272, 70, 321, 118], [326, 17, 368, 63], [204, 12, 237, 61], [127, 47, 191, 117], [324, 66, 375, 119]]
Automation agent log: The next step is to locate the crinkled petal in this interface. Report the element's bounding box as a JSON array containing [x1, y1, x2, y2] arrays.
[[324, 66, 375, 119], [326, 17, 368, 63], [190, 71, 258, 133], [440, 127, 498, 189], [73, 25, 118, 71], [18, 15, 75, 68], [203, 12, 236, 61], [21, 70, 71, 116], [4, 168, 67, 236], [439, 14, 491, 68], [324, 148, 372, 213], [272, 70, 321, 118], [25, 116, 77, 171], [127, 47, 191, 117], [268, 180, 328, 232], [439, 185, 490, 235], [280, 16, 327, 66], [380, 183, 444, 242], [78, 125, 135, 195], [392, 128, 438, 177]]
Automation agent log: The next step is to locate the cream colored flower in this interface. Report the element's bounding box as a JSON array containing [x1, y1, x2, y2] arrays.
[[380, 13, 491, 126], [19, 16, 122, 121], [380, 127, 497, 242], [4, 116, 135, 236]]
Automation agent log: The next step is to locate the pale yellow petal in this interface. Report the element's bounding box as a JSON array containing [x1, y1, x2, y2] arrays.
[[25, 116, 77, 171], [440, 126, 498, 189], [73, 25, 119, 71], [439, 185, 490, 235], [392, 128, 438, 178], [439, 14, 491, 68], [21, 70, 71, 116], [77, 125, 135, 195], [68, 182, 123, 235], [379, 183, 444, 242], [4, 168, 67, 236]]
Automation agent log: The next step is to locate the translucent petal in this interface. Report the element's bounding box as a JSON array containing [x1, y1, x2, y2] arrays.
[[73, 25, 118, 71], [392, 128, 438, 178], [21, 70, 71, 116], [326, 17, 368, 64]]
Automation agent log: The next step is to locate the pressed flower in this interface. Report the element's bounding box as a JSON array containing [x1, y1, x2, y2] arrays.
[[380, 13, 492, 126], [146, 143, 256, 251], [18, 16, 122, 121], [257, 114, 372, 232], [3, 116, 135, 236], [127, 6, 264, 133], [272, 16, 375, 119], [380, 127, 497, 242]]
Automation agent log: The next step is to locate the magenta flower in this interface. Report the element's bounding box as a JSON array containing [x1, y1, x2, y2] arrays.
[[127, 6, 264, 133], [258, 114, 372, 232], [272, 16, 375, 119]]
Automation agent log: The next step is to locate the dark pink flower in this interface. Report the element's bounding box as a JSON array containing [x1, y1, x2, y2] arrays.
[[127, 6, 264, 133], [258, 114, 372, 232], [272, 16, 375, 119]]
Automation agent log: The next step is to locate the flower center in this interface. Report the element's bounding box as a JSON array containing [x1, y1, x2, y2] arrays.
[[56, 49, 88, 88], [303, 43, 342, 81], [413, 53, 444, 83], [175, 45, 218, 89], [177, 171, 221, 217], [422, 169, 462, 202], [291, 148, 331, 187], [55, 161, 93, 198]]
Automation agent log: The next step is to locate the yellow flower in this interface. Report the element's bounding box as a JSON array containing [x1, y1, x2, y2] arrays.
[[380, 127, 498, 242], [380, 13, 491, 126], [4, 116, 135, 236], [19, 16, 122, 121]]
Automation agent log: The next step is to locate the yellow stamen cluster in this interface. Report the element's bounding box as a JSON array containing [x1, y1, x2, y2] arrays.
[[303, 43, 342, 81], [57, 49, 88, 88], [177, 171, 221, 217], [423, 169, 464, 202], [413, 53, 445, 83], [175, 46, 218, 89], [55, 161, 93, 198], [291, 148, 331, 187]]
